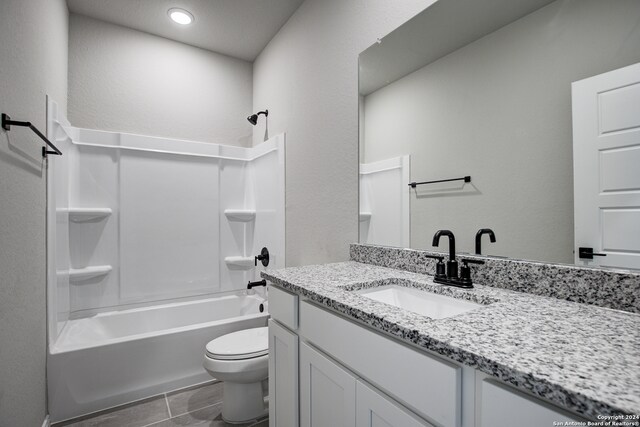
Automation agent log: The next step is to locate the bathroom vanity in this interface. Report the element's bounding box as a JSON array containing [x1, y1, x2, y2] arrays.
[[263, 244, 640, 427]]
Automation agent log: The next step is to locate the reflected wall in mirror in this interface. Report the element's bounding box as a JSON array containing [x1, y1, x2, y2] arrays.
[[358, 0, 640, 267]]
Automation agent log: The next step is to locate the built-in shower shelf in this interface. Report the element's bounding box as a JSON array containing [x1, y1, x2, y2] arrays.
[[224, 256, 254, 270], [224, 209, 256, 222], [61, 265, 113, 282], [359, 212, 372, 221], [59, 208, 113, 222]]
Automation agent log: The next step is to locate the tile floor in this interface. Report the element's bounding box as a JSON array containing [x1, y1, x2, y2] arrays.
[[52, 381, 268, 427]]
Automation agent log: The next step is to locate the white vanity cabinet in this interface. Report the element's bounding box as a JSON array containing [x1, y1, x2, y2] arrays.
[[268, 287, 300, 427], [268, 319, 298, 427], [268, 285, 589, 427], [477, 378, 583, 427], [300, 341, 357, 427], [356, 381, 435, 427], [299, 341, 434, 427], [298, 300, 461, 427]]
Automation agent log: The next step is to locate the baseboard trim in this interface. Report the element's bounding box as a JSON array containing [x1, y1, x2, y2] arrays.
[[42, 415, 50, 427]]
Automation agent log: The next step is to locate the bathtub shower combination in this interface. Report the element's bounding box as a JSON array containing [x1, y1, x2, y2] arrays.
[[45, 100, 285, 422]]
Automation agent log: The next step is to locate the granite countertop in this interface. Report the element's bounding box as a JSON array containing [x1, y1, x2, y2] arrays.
[[262, 261, 640, 420]]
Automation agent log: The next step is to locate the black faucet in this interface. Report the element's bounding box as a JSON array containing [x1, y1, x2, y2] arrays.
[[432, 230, 458, 280], [247, 279, 267, 290], [475, 229, 496, 255], [431, 230, 482, 288]]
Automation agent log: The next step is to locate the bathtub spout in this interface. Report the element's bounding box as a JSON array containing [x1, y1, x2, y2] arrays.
[[247, 279, 267, 290]]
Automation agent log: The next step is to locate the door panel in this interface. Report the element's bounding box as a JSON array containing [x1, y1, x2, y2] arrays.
[[479, 380, 582, 427], [356, 381, 433, 427], [268, 319, 298, 427], [572, 62, 640, 269], [300, 342, 356, 427]]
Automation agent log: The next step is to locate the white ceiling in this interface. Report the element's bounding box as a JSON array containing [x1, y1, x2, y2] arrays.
[[66, 0, 305, 62]]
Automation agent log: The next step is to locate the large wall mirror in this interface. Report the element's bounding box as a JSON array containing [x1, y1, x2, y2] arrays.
[[358, 0, 640, 269]]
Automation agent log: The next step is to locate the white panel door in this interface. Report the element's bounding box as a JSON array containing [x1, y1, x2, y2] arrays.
[[269, 319, 299, 427], [572, 62, 640, 269], [356, 381, 433, 427], [300, 342, 356, 427]]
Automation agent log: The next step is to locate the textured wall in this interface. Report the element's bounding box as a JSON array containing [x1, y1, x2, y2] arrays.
[[252, 0, 433, 266], [363, 0, 640, 263], [0, 0, 68, 425], [69, 14, 254, 146]]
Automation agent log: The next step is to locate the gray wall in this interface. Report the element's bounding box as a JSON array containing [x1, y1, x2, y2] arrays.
[[0, 0, 68, 425], [69, 14, 254, 146], [252, 0, 433, 266], [363, 0, 640, 263]]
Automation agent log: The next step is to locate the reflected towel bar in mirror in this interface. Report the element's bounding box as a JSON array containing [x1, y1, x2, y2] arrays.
[[408, 175, 470, 188], [2, 113, 62, 158]]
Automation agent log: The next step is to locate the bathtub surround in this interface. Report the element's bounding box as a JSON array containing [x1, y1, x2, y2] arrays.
[[351, 244, 640, 313], [0, 0, 68, 426], [48, 103, 284, 324], [68, 14, 253, 146], [46, 104, 284, 422], [359, 156, 411, 247], [252, 0, 433, 266], [262, 262, 640, 419]]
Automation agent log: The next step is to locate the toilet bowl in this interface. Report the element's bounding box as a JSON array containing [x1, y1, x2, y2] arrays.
[[203, 327, 269, 423]]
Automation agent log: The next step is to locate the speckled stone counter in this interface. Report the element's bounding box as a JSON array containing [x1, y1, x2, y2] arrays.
[[261, 261, 640, 420]]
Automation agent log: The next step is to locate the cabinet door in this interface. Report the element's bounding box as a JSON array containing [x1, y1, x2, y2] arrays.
[[356, 381, 434, 427], [300, 342, 356, 427], [299, 301, 461, 427], [479, 380, 583, 427], [269, 319, 299, 427]]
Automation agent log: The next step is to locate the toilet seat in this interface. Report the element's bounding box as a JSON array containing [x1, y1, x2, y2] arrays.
[[205, 327, 268, 360]]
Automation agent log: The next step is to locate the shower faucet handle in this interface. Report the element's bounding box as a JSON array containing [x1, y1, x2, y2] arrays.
[[255, 247, 270, 267]]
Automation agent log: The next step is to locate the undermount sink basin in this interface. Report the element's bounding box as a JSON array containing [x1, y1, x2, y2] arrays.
[[357, 285, 482, 319]]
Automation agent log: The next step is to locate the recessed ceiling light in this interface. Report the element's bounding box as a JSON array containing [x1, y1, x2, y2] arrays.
[[168, 8, 194, 25]]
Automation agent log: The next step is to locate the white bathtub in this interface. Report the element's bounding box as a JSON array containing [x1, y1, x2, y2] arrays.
[[48, 293, 268, 423]]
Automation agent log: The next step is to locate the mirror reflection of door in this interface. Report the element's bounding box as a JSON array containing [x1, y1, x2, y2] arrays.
[[572, 62, 640, 270]]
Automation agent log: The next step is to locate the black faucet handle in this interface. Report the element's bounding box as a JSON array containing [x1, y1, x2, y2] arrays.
[[424, 254, 446, 280], [459, 259, 484, 286], [255, 247, 270, 267]]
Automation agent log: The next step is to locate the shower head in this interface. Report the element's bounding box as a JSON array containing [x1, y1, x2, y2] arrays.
[[247, 110, 268, 125]]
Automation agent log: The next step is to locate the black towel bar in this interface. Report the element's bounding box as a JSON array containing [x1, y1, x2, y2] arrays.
[[408, 175, 470, 188], [2, 113, 62, 158]]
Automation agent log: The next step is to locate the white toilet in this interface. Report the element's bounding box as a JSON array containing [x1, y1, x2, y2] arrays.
[[203, 327, 269, 423]]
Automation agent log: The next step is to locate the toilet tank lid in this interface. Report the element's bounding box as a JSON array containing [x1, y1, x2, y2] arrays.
[[206, 327, 268, 359]]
